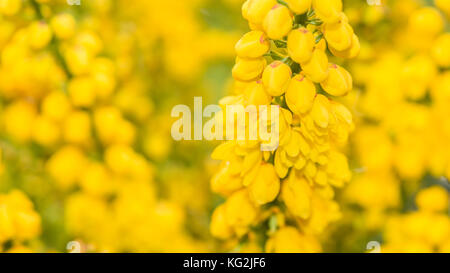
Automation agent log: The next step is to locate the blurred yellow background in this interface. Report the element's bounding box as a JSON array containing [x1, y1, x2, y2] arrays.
[[0, 0, 449, 253]]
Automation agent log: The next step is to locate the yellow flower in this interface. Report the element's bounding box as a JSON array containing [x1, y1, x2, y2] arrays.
[[3, 100, 36, 143], [282, 173, 312, 219], [75, 31, 103, 56], [46, 146, 87, 190], [265, 226, 321, 253], [287, 27, 315, 64], [285, 74, 316, 115], [312, 0, 342, 24], [32, 115, 60, 147], [50, 13, 76, 40], [64, 46, 91, 76], [232, 56, 267, 81], [248, 163, 280, 205], [246, 0, 278, 25], [224, 189, 259, 237], [41, 91, 72, 122], [329, 33, 360, 59], [210, 204, 234, 239], [92, 72, 116, 100], [243, 80, 272, 105], [322, 13, 354, 51], [263, 4, 293, 40], [105, 145, 152, 179], [235, 31, 270, 58], [80, 162, 114, 197], [68, 77, 96, 107], [27, 21, 53, 50], [63, 111, 92, 146], [320, 63, 352, 97], [431, 33, 450, 68], [326, 151, 351, 187], [0, 0, 21, 16], [211, 162, 244, 197], [416, 186, 449, 213], [0, 201, 15, 243], [300, 48, 329, 83], [400, 55, 437, 100], [94, 106, 136, 146], [310, 94, 330, 128], [262, 61, 292, 96], [283, 0, 311, 15], [0, 190, 41, 244], [408, 7, 444, 37]]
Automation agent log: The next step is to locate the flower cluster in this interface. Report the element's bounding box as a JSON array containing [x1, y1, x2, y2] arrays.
[[210, 0, 359, 252], [0, 190, 41, 252], [382, 186, 450, 253]]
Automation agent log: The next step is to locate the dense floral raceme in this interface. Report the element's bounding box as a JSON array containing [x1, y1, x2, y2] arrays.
[[209, 0, 359, 252]]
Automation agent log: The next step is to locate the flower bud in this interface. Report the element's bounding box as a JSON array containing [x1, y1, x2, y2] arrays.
[[409, 7, 444, 37], [312, 0, 342, 24], [287, 27, 315, 63], [311, 94, 330, 128], [431, 33, 450, 68], [262, 61, 292, 96], [50, 13, 76, 40], [326, 150, 351, 187], [300, 49, 329, 83], [32, 116, 60, 147], [224, 190, 258, 235], [210, 204, 233, 239], [244, 80, 272, 105], [263, 4, 293, 40], [232, 56, 267, 81], [401, 55, 437, 100], [27, 21, 53, 50], [416, 185, 449, 213], [323, 14, 354, 51], [0, 0, 21, 16], [249, 163, 280, 205], [235, 31, 270, 58], [329, 34, 360, 59], [285, 74, 316, 114], [283, 0, 311, 14], [247, 0, 278, 25], [68, 77, 96, 107], [282, 173, 312, 219], [320, 64, 352, 96]]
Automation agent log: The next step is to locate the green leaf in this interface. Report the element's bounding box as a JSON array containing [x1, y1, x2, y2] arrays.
[[315, 33, 324, 44], [274, 40, 287, 48]]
